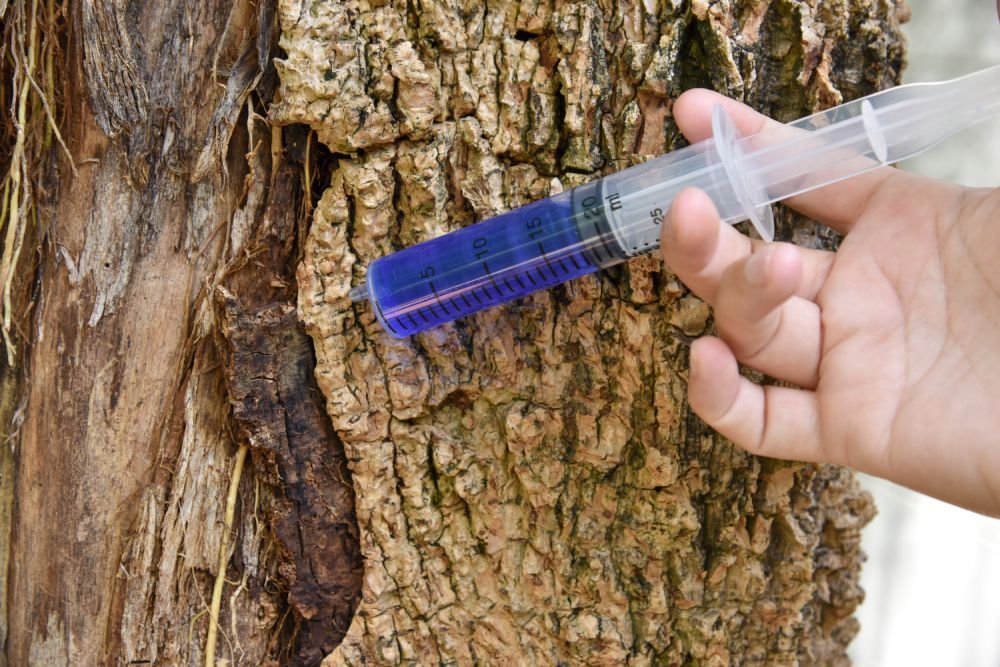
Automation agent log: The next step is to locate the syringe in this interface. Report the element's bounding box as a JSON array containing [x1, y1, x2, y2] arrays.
[[349, 65, 1000, 338]]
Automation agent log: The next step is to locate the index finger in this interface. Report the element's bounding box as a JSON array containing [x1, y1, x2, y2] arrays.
[[672, 89, 908, 233]]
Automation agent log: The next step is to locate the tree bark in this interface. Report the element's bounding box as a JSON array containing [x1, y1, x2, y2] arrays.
[[283, 0, 907, 664], [0, 0, 907, 664]]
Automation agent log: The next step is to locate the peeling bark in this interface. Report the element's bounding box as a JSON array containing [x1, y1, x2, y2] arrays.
[[220, 295, 362, 665], [284, 0, 905, 664]]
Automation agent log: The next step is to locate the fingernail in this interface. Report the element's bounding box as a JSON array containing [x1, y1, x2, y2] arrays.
[[743, 249, 770, 286]]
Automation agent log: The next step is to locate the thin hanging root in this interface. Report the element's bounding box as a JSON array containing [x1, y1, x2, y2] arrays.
[[204, 444, 248, 667], [25, 66, 76, 175], [0, 179, 11, 364], [0, 0, 40, 365], [0, 0, 66, 366], [0, 199, 27, 361], [303, 129, 312, 218], [42, 0, 53, 151]]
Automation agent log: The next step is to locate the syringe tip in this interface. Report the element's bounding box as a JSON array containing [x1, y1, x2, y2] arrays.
[[348, 283, 369, 303]]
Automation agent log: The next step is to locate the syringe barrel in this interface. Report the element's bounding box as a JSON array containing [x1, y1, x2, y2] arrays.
[[363, 190, 601, 337], [587, 136, 761, 254], [360, 138, 759, 337]]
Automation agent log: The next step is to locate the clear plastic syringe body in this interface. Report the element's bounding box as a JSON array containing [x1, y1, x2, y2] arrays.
[[351, 64, 1000, 338]]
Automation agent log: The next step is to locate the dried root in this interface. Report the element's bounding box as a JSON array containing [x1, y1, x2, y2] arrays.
[[0, 0, 69, 365]]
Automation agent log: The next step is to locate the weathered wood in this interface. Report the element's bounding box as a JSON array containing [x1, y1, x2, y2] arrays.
[[3, 0, 360, 664], [283, 0, 905, 664]]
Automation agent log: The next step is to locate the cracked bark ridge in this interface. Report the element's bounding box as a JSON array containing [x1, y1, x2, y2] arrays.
[[76, 0, 149, 140], [283, 0, 906, 664], [220, 295, 363, 666]]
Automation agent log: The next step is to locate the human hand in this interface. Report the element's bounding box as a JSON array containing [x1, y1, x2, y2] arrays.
[[662, 91, 1000, 517]]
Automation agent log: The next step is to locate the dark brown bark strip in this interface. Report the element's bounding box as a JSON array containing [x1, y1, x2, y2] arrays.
[[219, 295, 362, 667]]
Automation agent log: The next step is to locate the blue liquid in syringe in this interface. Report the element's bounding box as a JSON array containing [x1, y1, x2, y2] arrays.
[[365, 189, 615, 336]]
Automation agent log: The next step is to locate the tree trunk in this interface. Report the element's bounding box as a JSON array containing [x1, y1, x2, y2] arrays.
[[0, 0, 907, 664]]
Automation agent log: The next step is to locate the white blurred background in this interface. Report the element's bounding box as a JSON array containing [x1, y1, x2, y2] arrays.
[[849, 1, 1000, 665]]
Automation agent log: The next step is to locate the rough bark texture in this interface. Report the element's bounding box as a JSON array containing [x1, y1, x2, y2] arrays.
[[282, 0, 906, 664], [0, 0, 907, 664]]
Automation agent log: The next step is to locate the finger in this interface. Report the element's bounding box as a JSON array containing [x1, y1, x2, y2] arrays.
[[672, 89, 906, 232], [661, 187, 751, 303], [793, 245, 836, 302], [662, 188, 837, 305], [715, 244, 822, 388], [688, 337, 826, 463]]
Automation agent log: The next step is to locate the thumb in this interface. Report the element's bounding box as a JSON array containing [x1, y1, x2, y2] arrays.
[[688, 337, 827, 463]]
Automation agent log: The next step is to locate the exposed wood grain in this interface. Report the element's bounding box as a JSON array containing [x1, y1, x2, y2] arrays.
[[5, 0, 361, 664]]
